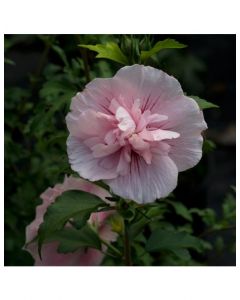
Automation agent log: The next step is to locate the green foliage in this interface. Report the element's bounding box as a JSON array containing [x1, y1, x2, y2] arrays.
[[203, 139, 216, 153], [190, 95, 219, 109], [222, 187, 236, 221], [4, 58, 15, 65], [132, 243, 154, 266], [190, 187, 236, 231], [48, 226, 102, 253], [79, 42, 129, 65], [37, 190, 106, 255], [165, 199, 193, 222], [109, 214, 124, 234], [146, 228, 205, 253], [128, 203, 167, 240], [140, 38, 187, 62], [190, 208, 217, 226], [189, 187, 235, 258], [119, 35, 155, 64], [71, 210, 94, 230]]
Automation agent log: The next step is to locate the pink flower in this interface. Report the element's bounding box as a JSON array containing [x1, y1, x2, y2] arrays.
[[66, 65, 207, 204], [25, 176, 117, 266]]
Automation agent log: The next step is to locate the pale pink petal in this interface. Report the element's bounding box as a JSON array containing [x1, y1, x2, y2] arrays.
[[62, 176, 111, 200], [67, 136, 119, 180], [157, 96, 207, 134], [104, 130, 117, 145], [160, 96, 207, 171], [129, 134, 150, 151], [105, 154, 178, 204], [135, 110, 151, 132], [116, 106, 136, 133], [83, 136, 102, 148], [66, 109, 115, 139], [139, 128, 180, 141], [131, 98, 142, 122], [91, 143, 121, 158], [89, 211, 117, 241], [116, 148, 131, 176], [70, 78, 114, 114], [112, 65, 183, 111], [26, 188, 62, 242], [147, 113, 168, 125], [26, 241, 97, 266], [109, 98, 121, 114], [168, 135, 204, 171]]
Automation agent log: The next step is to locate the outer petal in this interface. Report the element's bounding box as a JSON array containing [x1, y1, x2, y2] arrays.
[[62, 175, 112, 201], [105, 153, 178, 204], [111, 65, 184, 111], [160, 96, 207, 171], [89, 211, 118, 242], [168, 135, 204, 172], [158, 96, 207, 133], [70, 78, 114, 114], [67, 136, 119, 180], [26, 242, 103, 266], [26, 188, 63, 242]]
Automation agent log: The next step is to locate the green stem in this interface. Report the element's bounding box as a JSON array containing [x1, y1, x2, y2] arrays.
[[100, 238, 121, 257], [123, 221, 132, 266]]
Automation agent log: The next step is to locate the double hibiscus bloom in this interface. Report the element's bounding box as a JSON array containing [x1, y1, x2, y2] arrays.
[[66, 64, 207, 204]]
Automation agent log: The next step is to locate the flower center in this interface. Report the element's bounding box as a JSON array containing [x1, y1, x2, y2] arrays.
[[113, 100, 180, 165], [91, 99, 180, 168]]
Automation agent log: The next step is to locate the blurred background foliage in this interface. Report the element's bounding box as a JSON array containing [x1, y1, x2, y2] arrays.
[[4, 34, 236, 266]]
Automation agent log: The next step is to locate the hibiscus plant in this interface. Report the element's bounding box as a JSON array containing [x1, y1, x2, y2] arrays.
[[5, 35, 235, 266]]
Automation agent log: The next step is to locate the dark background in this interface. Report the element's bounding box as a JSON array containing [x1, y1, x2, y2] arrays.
[[4, 34, 236, 266]]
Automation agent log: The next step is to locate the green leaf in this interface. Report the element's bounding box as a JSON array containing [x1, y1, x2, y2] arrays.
[[71, 209, 93, 229], [202, 209, 217, 226], [140, 38, 187, 62], [38, 190, 106, 257], [146, 229, 204, 253], [166, 200, 193, 222], [190, 95, 219, 109], [133, 243, 153, 266], [190, 207, 216, 226], [129, 203, 167, 240], [171, 248, 191, 261], [189, 208, 205, 217], [79, 42, 129, 65], [203, 139, 216, 153], [222, 192, 236, 220], [39, 79, 76, 102], [4, 58, 15, 65], [49, 225, 102, 253]]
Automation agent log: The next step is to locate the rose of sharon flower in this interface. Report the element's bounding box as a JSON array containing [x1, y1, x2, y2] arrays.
[[25, 176, 117, 266], [66, 65, 207, 204]]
